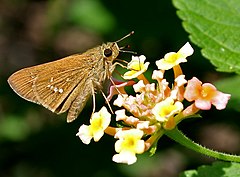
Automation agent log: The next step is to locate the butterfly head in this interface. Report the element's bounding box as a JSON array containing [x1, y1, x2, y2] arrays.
[[102, 31, 135, 62], [102, 42, 120, 62]]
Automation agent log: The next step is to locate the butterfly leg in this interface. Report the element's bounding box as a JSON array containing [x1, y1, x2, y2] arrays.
[[100, 90, 114, 114], [110, 62, 127, 73], [91, 82, 96, 116], [91, 79, 113, 114]]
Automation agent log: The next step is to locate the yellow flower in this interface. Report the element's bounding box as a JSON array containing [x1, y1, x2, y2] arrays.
[[112, 129, 145, 165], [123, 55, 149, 80], [152, 98, 183, 122], [76, 106, 111, 144], [156, 42, 193, 70]]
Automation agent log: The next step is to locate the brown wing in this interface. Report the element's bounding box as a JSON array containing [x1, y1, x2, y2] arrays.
[[8, 67, 40, 104], [67, 80, 93, 122], [8, 53, 92, 113]]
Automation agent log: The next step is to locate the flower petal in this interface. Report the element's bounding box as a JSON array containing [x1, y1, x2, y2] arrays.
[[152, 70, 164, 80], [76, 125, 92, 144], [156, 58, 176, 70], [212, 91, 231, 110], [152, 98, 183, 122], [123, 55, 149, 80], [175, 75, 187, 87], [184, 77, 202, 101], [112, 151, 137, 165], [133, 80, 145, 93], [113, 94, 128, 107], [178, 42, 194, 58], [156, 42, 193, 70], [115, 109, 127, 121], [93, 131, 104, 142], [195, 99, 212, 110]]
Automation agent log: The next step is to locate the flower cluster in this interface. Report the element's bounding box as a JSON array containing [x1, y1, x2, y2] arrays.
[[76, 42, 231, 165]]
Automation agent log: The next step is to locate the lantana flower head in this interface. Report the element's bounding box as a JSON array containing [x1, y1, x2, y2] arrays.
[[75, 42, 231, 165]]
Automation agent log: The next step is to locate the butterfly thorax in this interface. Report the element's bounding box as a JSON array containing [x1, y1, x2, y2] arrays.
[[84, 42, 120, 90]]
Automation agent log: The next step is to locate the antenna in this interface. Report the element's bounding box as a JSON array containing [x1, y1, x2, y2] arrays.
[[115, 31, 134, 43], [119, 49, 137, 55]]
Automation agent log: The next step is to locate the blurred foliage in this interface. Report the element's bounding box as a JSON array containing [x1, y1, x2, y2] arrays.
[[0, 0, 239, 177], [180, 161, 240, 177]]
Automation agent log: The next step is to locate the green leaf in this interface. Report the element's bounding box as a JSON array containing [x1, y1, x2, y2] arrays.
[[180, 161, 240, 177], [172, 0, 240, 74]]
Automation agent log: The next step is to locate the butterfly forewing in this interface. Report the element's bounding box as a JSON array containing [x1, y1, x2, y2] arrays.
[[8, 67, 40, 104], [8, 53, 92, 114]]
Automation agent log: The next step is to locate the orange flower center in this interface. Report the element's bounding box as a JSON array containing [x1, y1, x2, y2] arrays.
[[200, 85, 216, 99]]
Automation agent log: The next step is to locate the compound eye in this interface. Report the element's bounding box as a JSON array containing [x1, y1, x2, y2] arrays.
[[104, 48, 112, 57]]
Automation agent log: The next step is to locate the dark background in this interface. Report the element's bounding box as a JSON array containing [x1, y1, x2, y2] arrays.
[[0, 0, 239, 177]]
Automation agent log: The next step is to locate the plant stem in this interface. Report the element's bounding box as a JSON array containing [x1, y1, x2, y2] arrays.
[[165, 128, 240, 162]]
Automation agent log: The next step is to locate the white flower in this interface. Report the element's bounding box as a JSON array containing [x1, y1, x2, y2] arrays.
[[113, 94, 128, 107], [133, 80, 145, 93], [123, 55, 150, 79], [156, 42, 194, 70], [76, 106, 111, 144], [112, 129, 145, 165], [175, 75, 187, 87]]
